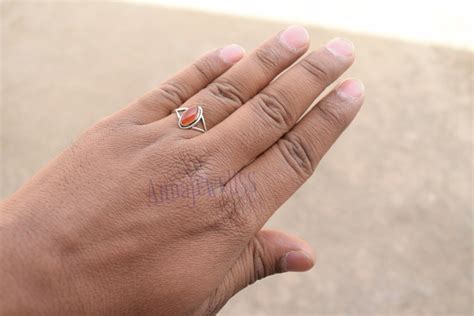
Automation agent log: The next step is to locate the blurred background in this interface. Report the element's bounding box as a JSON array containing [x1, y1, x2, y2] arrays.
[[1, 1, 472, 315]]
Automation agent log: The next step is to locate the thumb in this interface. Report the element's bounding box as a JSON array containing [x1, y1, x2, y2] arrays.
[[245, 228, 315, 275], [200, 229, 315, 314]]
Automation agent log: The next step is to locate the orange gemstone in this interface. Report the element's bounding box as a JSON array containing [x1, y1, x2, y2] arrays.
[[180, 107, 199, 127]]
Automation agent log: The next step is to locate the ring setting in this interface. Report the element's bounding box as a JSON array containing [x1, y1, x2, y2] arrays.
[[175, 106, 207, 133]]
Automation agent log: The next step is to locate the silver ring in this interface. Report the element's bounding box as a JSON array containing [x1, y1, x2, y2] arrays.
[[175, 106, 207, 133]]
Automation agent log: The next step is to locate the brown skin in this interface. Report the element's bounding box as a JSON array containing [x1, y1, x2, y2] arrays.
[[0, 26, 364, 315]]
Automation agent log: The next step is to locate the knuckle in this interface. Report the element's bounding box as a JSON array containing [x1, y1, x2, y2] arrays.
[[207, 79, 245, 108], [158, 81, 189, 108], [255, 91, 293, 129], [85, 116, 136, 143], [192, 58, 213, 82], [90, 117, 124, 134], [254, 46, 281, 71], [172, 141, 210, 179], [299, 54, 332, 84], [277, 133, 314, 179], [316, 101, 351, 129], [181, 155, 205, 178]]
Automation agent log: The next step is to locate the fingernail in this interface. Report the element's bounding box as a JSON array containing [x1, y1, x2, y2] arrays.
[[326, 37, 354, 57], [219, 44, 245, 64], [279, 25, 309, 51], [281, 251, 314, 272], [337, 79, 365, 99]]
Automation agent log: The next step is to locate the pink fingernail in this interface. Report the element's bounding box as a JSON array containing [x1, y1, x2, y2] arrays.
[[281, 251, 314, 272], [279, 25, 309, 51], [326, 38, 354, 57], [219, 44, 245, 64], [337, 79, 365, 99]]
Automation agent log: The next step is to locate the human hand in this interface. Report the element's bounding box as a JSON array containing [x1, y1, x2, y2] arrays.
[[0, 26, 364, 315]]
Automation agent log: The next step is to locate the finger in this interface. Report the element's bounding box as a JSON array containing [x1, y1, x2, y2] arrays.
[[224, 79, 364, 230], [114, 44, 245, 124], [197, 229, 314, 314], [156, 25, 310, 135], [204, 38, 355, 171]]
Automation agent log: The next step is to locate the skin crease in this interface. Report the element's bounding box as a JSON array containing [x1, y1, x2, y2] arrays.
[[0, 26, 364, 315]]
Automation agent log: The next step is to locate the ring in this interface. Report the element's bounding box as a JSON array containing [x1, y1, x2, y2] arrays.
[[175, 106, 207, 133]]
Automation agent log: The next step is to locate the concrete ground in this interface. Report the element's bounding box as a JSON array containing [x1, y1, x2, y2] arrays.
[[1, 2, 472, 315]]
